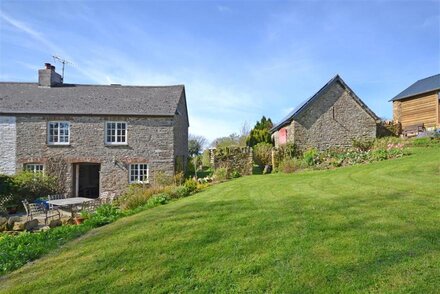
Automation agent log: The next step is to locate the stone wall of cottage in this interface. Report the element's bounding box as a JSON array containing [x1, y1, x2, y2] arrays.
[[292, 81, 377, 150], [173, 93, 189, 173], [14, 115, 176, 196], [0, 116, 17, 175]]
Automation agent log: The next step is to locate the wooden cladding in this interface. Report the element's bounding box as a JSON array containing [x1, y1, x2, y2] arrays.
[[393, 92, 439, 129]]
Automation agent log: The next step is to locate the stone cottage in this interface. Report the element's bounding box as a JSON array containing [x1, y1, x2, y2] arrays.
[[271, 75, 379, 150], [0, 63, 189, 198]]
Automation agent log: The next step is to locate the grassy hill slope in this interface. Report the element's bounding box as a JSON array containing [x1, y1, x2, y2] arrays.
[[1, 147, 439, 293]]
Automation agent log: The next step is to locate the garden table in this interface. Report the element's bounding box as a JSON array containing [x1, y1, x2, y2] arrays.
[[46, 197, 94, 218]]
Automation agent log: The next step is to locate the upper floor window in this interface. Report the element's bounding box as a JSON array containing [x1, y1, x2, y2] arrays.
[[105, 122, 127, 145], [48, 122, 70, 145], [129, 163, 149, 183], [25, 163, 44, 173]]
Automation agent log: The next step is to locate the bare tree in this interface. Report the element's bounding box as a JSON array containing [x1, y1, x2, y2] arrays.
[[188, 134, 208, 157]]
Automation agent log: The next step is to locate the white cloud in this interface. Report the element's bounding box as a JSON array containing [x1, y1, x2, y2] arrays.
[[0, 11, 261, 141], [0, 11, 64, 56]]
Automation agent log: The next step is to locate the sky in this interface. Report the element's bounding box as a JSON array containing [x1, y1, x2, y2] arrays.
[[1, 0, 439, 142]]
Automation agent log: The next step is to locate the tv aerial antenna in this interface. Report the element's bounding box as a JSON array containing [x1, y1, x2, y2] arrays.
[[52, 55, 72, 81]]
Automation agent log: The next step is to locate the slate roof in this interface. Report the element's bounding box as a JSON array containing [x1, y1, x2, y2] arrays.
[[270, 75, 379, 132], [0, 83, 185, 116], [390, 74, 440, 101]]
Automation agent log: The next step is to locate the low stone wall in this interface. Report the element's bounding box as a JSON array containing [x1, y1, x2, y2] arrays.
[[210, 147, 253, 176]]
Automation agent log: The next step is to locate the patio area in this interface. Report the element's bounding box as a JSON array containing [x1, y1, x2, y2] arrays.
[[1, 195, 114, 233]]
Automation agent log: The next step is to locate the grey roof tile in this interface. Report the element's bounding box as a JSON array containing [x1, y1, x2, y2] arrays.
[[270, 75, 379, 132], [390, 74, 440, 101], [0, 83, 184, 116]]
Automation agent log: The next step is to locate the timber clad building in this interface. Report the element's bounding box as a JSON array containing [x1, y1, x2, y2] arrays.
[[391, 74, 440, 130], [0, 64, 189, 198]]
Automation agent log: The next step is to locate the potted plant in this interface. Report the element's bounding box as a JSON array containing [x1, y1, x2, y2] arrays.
[[74, 211, 90, 225], [74, 214, 85, 225]]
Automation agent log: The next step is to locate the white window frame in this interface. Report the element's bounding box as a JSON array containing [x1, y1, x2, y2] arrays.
[[25, 163, 44, 173], [129, 163, 149, 184], [105, 121, 128, 145], [47, 121, 70, 145]]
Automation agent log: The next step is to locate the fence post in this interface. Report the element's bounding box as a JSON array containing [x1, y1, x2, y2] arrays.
[[271, 148, 276, 169]]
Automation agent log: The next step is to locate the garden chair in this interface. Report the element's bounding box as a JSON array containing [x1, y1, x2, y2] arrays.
[[81, 199, 102, 213], [48, 194, 67, 209], [22, 200, 61, 225]]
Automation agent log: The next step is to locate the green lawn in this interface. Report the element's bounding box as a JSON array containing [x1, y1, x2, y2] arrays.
[[1, 147, 439, 293]]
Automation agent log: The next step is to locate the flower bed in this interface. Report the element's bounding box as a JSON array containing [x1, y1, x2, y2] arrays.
[[276, 138, 409, 173]]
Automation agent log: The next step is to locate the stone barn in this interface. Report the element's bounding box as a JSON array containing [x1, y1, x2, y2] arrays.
[[271, 75, 379, 150]]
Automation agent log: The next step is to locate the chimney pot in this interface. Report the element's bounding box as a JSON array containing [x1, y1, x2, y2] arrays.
[[39, 62, 63, 87]]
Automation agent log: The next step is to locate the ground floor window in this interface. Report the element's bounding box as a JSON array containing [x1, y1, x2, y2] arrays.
[[129, 164, 149, 183], [25, 163, 44, 173]]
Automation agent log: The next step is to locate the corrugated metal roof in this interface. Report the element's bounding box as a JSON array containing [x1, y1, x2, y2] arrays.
[[0, 83, 184, 116], [390, 74, 440, 101]]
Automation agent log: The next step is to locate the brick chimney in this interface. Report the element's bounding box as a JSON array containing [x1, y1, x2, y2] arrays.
[[38, 63, 63, 87]]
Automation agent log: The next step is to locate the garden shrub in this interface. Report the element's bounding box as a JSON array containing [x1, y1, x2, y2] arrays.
[[153, 171, 174, 187], [5, 172, 58, 207], [172, 186, 191, 198], [272, 143, 298, 170], [0, 175, 15, 198], [173, 172, 185, 186], [278, 159, 296, 173], [196, 182, 210, 191], [352, 139, 374, 152], [253, 142, 273, 167], [183, 178, 198, 194], [303, 148, 320, 166], [145, 194, 169, 208], [231, 170, 241, 178], [278, 158, 307, 173], [84, 204, 124, 227], [213, 167, 228, 181], [373, 137, 405, 150], [118, 184, 171, 210], [280, 143, 298, 159]]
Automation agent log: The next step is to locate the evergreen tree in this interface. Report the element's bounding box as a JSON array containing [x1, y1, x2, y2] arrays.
[[246, 116, 274, 147]]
